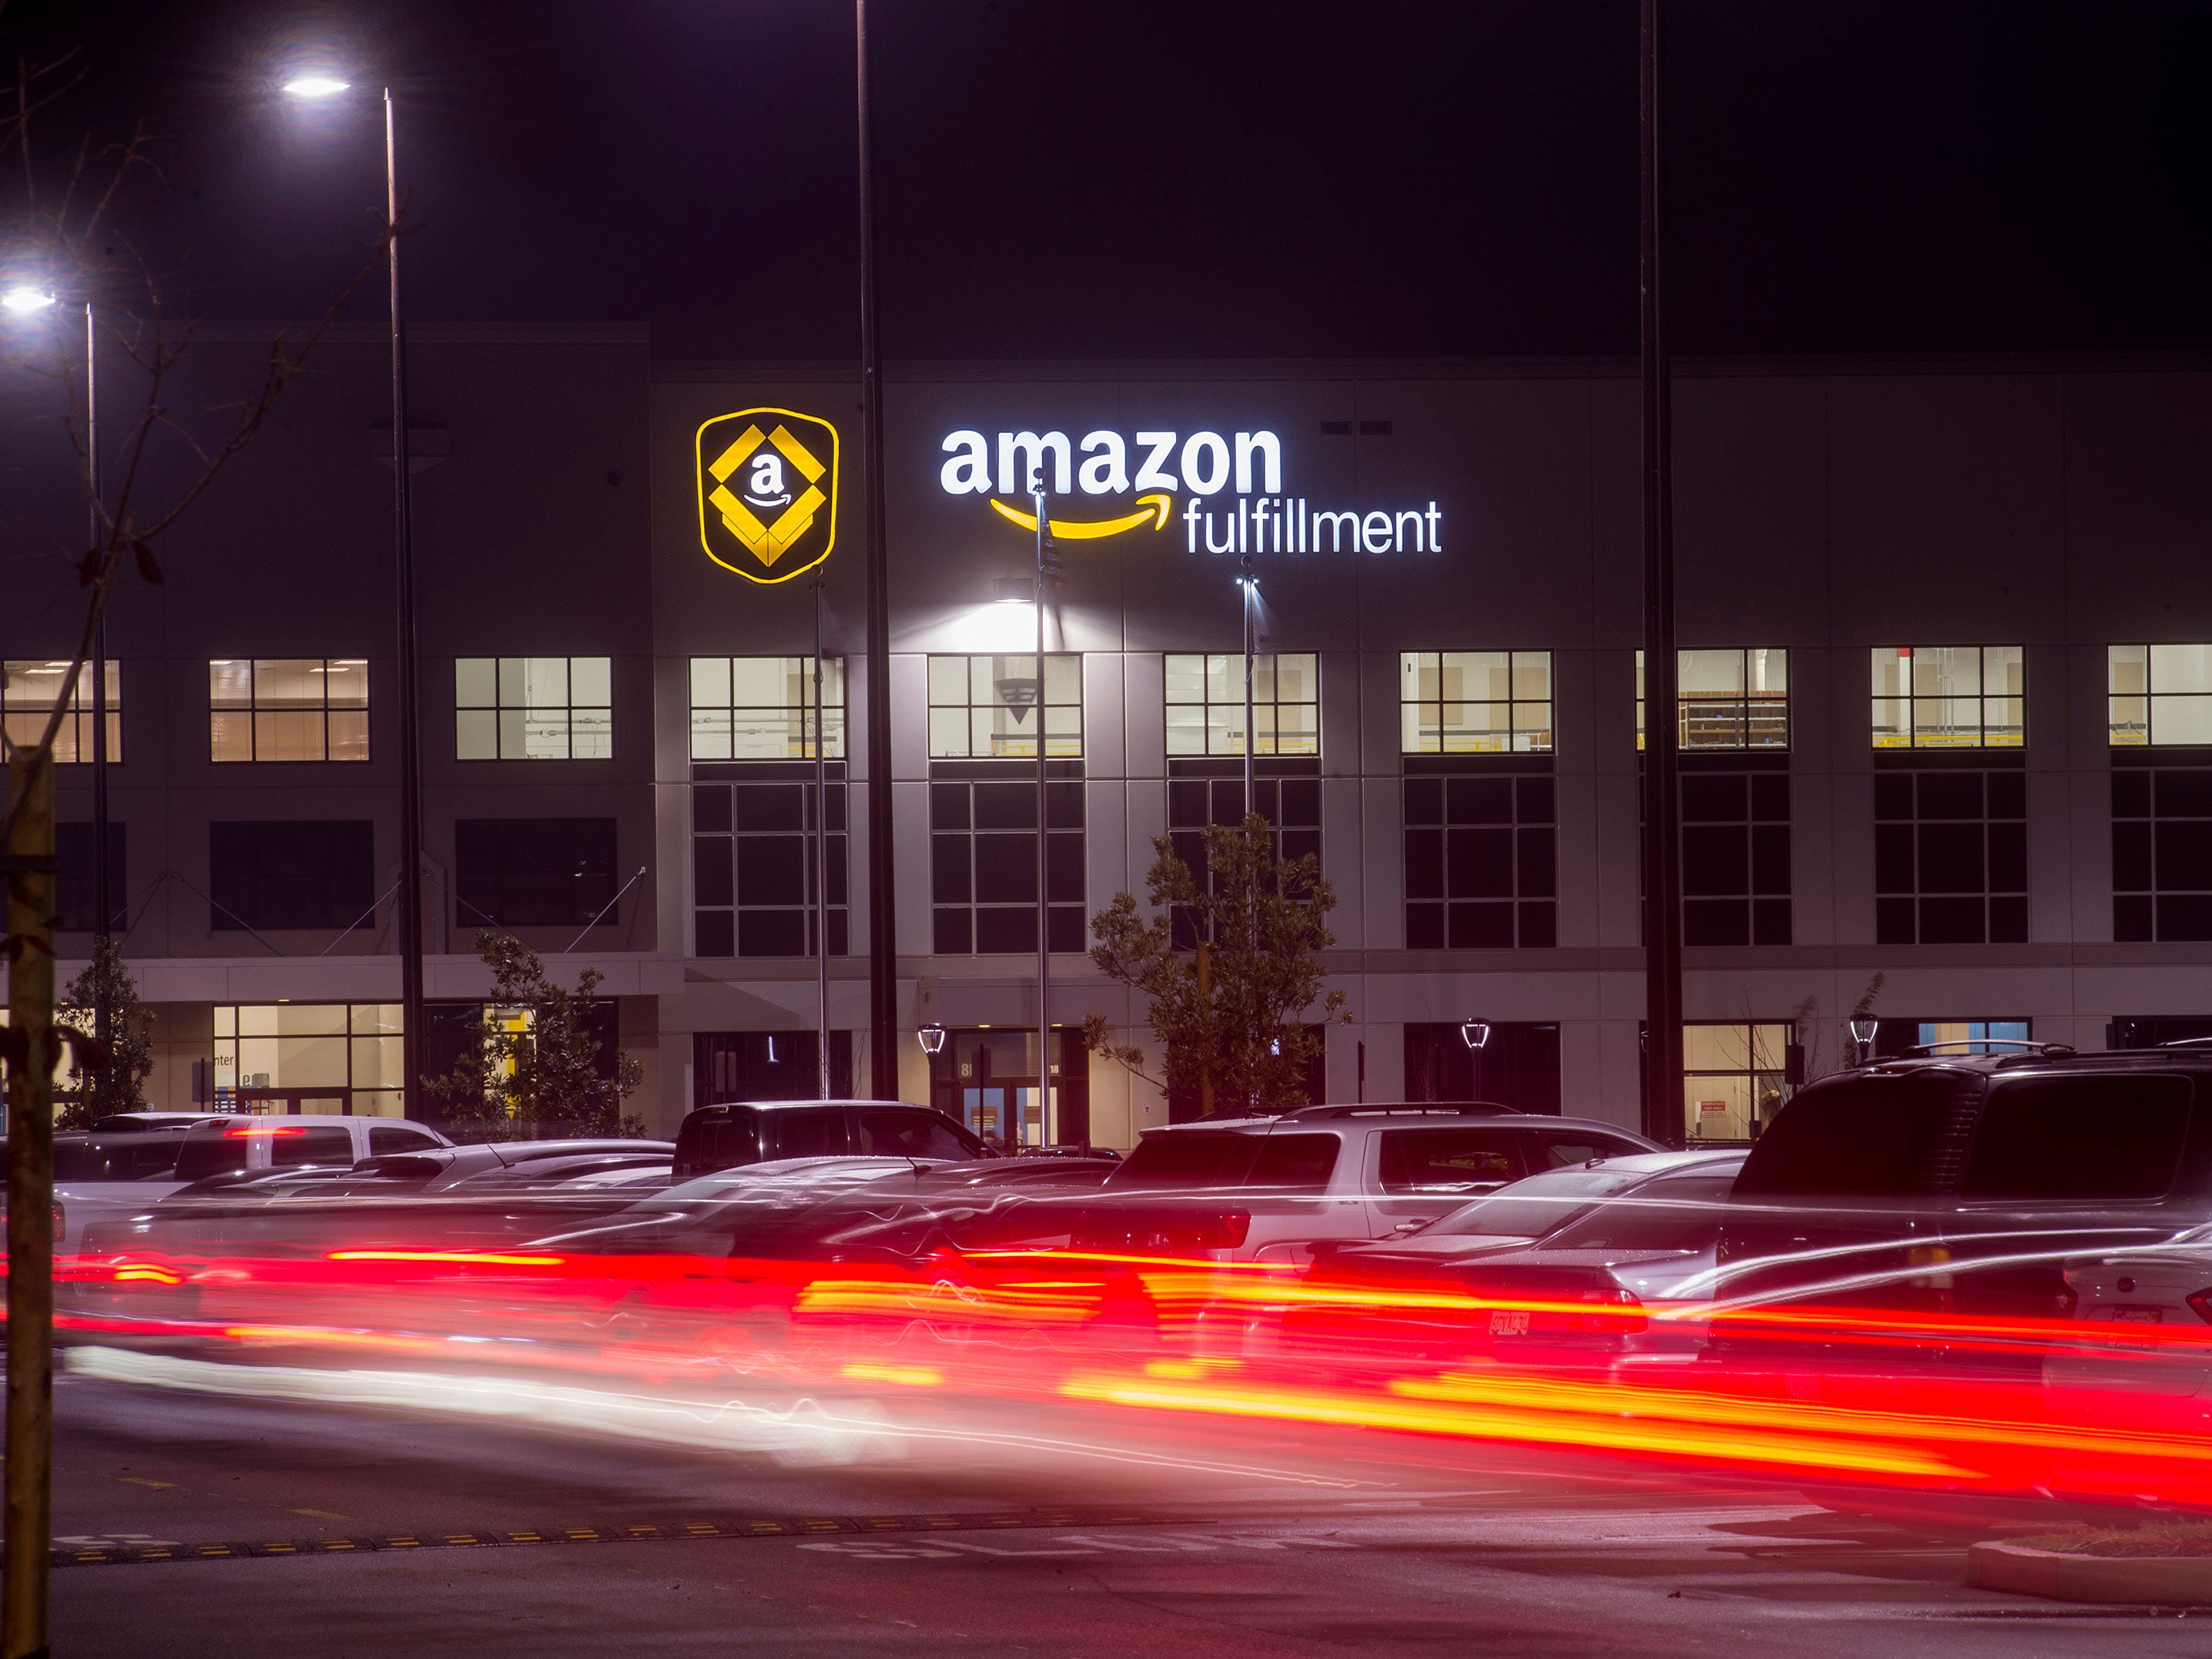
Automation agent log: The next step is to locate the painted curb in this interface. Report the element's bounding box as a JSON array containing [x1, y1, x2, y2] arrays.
[[1970, 1540, 2212, 1605]]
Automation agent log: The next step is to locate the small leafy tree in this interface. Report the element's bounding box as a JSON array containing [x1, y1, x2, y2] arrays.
[[54, 935, 150, 1131], [424, 931, 645, 1140], [1084, 813, 1349, 1116]]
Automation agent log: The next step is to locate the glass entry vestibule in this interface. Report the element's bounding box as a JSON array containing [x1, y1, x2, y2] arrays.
[[923, 1027, 1089, 1150]]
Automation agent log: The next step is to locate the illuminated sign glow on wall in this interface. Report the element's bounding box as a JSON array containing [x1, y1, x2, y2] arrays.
[[695, 407, 840, 584], [939, 427, 1443, 554]]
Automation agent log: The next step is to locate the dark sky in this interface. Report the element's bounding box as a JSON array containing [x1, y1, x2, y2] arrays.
[[5, 0, 2209, 360]]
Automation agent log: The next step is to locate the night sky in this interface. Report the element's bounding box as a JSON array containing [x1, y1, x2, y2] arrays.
[[5, 0, 2208, 360]]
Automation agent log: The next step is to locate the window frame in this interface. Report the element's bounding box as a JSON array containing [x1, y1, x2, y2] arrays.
[[3, 659, 120, 764], [209, 658, 368, 763], [1871, 645, 2025, 750], [1165, 652, 1319, 758], [2110, 645, 2212, 747], [1636, 648, 1790, 752], [689, 655, 844, 762], [1398, 651, 1553, 755], [454, 656, 613, 762], [925, 653, 1082, 760]]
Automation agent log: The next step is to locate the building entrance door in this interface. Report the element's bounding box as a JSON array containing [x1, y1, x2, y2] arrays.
[[923, 1027, 1088, 1150], [230, 1089, 350, 1116]]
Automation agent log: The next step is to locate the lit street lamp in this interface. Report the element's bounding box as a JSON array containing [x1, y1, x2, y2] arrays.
[[281, 69, 427, 1121]]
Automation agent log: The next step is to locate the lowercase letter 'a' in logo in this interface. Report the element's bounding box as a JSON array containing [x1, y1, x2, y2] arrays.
[[695, 407, 840, 584]]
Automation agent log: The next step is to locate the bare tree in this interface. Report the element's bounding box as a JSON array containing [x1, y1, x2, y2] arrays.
[[0, 40, 394, 1653]]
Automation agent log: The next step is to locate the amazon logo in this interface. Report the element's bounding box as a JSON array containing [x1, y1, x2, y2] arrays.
[[939, 427, 1282, 541]]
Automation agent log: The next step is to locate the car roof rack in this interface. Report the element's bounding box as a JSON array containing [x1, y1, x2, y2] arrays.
[[1275, 1101, 1519, 1121], [1899, 1039, 2076, 1057], [2158, 1037, 2212, 1049]]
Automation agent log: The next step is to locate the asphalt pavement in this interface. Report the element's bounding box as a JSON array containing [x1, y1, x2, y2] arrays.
[[42, 1362, 2212, 1657]]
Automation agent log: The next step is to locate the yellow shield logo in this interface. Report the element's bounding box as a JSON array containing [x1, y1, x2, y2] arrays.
[[695, 407, 840, 584]]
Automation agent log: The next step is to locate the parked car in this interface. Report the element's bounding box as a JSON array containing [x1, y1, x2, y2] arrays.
[[1714, 1046, 2212, 1350], [85, 1113, 230, 1133], [169, 1115, 452, 1185], [1299, 1150, 1749, 1364], [1075, 1105, 1658, 1264], [673, 1100, 990, 1181]]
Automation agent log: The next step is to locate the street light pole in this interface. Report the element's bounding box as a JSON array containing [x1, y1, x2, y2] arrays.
[[855, 0, 898, 1101], [813, 581, 832, 1098], [1239, 559, 1257, 814], [384, 86, 427, 1122], [1639, 0, 1684, 1148], [1032, 481, 1051, 1151], [87, 301, 111, 1003]]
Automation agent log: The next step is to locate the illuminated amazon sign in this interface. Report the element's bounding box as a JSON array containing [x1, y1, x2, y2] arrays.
[[695, 407, 840, 584], [938, 427, 1443, 555]]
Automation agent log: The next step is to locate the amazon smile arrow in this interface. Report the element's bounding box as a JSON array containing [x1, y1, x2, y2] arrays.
[[986, 493, 1172, 540]]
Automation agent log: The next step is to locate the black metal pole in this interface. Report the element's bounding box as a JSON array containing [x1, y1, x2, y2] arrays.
[[1034, 483, 1050, 1150], [1639, 0, 1684, 1148], [386, 87, 426, 1121], [813, 583, 832, 1098], [856, 0, 898, 1100], [87, 301, 109, 997]]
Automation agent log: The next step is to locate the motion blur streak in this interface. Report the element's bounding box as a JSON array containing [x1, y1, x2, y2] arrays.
[[839, 1363, 944, 1386], [325, 1251, 569, 1266]]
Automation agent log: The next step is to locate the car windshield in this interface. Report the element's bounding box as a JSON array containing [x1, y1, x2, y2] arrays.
[[1424, 1165, 1659, 1238], [1108, 1132, 1261, 1189], [1540, 1172, 1742, 1252]]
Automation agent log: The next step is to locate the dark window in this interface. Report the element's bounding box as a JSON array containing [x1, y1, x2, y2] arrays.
[[1376, 1128, 1523, 1192], [454, 818, 616, 929], [1402, 1021, 1561, 1114], [1544, 1172, 1739, 1251], [1167, 761, 1319, 950], [854, 1109, 983, 1162], [2113, 763, 2212, 942], [175, 1128, 253, 1182], [1736, 1074, 1973, 1196], [55, 821, 127, 933], [674, 1108, 762, 1178], [1643, 766, 1789, 947], [367, 1124, 442, 1156], [694, 1031, 853, 1108], [692, 767, 846, 957], [1242, 1133, 1342, 1191], [271, 1124, 356, 1168], [762, 1108, 852, 1161], [930, 766, 1083, 956], [1108, 1132, 1261, 1188], [1961, 1075, 2191, 1201], [1876, 769, 2028, 944], [1537, 1132, 1641, 1167], [209, 820, 374, 931], [1405, 769, 1555, 949]]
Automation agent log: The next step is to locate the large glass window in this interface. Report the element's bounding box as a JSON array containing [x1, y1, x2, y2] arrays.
[[2113, 764, 2212, 941], [213, 1002, 404, 1118], [1637, 649, 1788, 751], [689, 656, 843, 761], [1403, 773, 1556, 948], [455, 657, 612, 760], [1399, 652, 1552, 754], [454, 818, 618, 930], [1872, 646, 2024, 749], [693, 775, 847, 957], [209, 659, 367, 762], [930, 776, 1083, 954], [2110, 645, 2212, 746], [927, 654, 1081, 759], [208, 820, 375, 931], [1682, 1021, 1792, 1143], [4, 660, 119, 762], [1876, 770, 2028, 944], [1165, 653, 1318, 756]]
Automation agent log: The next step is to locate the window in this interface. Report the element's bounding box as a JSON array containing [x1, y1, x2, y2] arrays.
[[2113, 765, 2212, 941], [694, 775, 846, 957], [273, 1124, 357, 1168], [1962, 1075, 2190, 1201], [927, 654, 1081, 759], [209, 659, 367, 762], [1875, 770, 2027, 944], [55, 822, 127, 933], [1399, 652, 1552, 754], [1167, 766, 1320, 950], [209, 820, 374, 932], [1867, 1019, 2031, 1060], [855, 1108, 982, 1162], [1404, 773, 1556, 948], [1680, 770, 1791, 946], [1872, 646, 2024, 749], [1636, 649, 1788, 751], [455, 657, 611, 760], [3, 660, 119, 762], [694, 1031, 853, 1108], [1546, 1172, 1740, 1252], [1242, 1134, 1341, 1191], [213, 1001, 405, 1118], [930, 776, 1083, 954], [1165, 653, 1318, 756], [1376, 1128, 1523, 1193], [689, 656, 843, 761], [454, 819, 618, 929], [1681, 1022, 1792, 1143], [368, 1124, 444, 1155], [2110, 645, 2212, 746]]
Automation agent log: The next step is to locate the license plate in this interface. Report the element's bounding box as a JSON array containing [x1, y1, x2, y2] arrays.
[[1488, 1309, 1531, 1337], [2115, 1306, 2164, 1324]]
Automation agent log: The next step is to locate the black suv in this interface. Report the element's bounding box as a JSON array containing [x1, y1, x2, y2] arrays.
[[672, 1099, 989, 1181], [1716, 1046, 2212, 1319]]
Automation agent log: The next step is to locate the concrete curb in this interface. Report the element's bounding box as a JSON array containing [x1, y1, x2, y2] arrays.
[[1970, 1540, 2212, 1605]]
